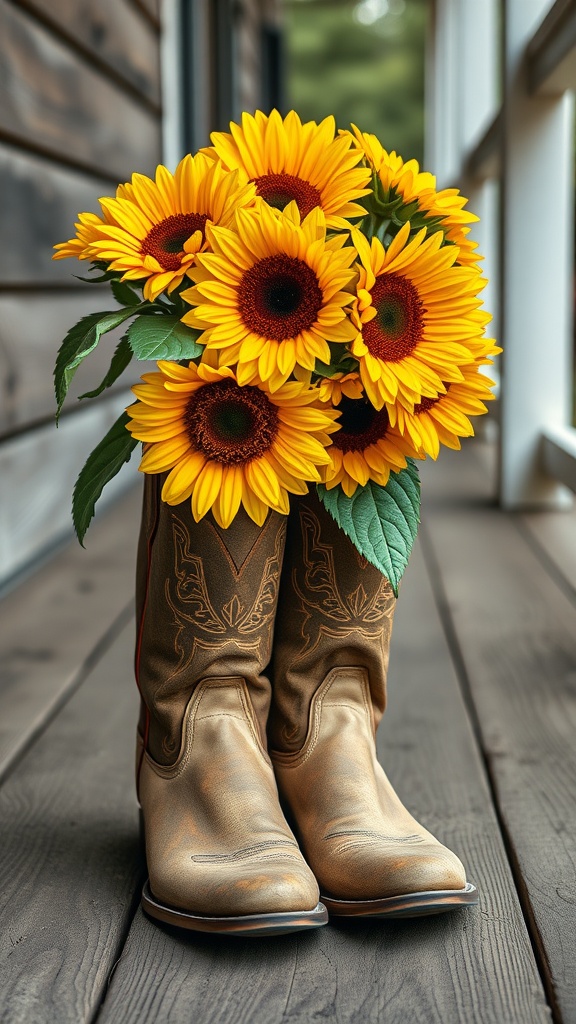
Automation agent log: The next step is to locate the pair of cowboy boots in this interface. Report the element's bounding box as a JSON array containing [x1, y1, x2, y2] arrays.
[[135, 475, 476, 935]]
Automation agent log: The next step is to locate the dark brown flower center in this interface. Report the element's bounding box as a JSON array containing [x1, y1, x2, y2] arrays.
[[254, 173, 322, 218], [141, 213, 208, 272], [238, 254, 323, 341], [184, 379, 278, 464], [413, 394, 441, 414], [332, 396, 390, 453], [362, 272, 424, 362]]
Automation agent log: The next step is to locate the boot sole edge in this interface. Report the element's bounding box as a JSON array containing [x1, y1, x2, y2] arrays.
[[322, 881, 478, 918], [141, 880, 329, 935]]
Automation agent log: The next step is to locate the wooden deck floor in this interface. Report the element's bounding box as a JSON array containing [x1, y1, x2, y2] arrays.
[[1, 439, 575, 1024]]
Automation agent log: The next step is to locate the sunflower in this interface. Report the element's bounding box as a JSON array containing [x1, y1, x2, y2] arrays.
[[351, 223, 489, 411], [126, 361, 339, 527], [53, 211, 118, 262], [321, 392, 413, 496], [390, 361, 497, 459], [53, 178, 146, 261], [318, 372, 363, 406], [181, 203, 358, 391], [57, 154, 256, 301], [346, 126, 480, 267], [208, 109, 371, 228]]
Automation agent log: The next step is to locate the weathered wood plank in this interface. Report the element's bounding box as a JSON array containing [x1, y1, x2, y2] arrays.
[[0, 392, 138, 584], [0, 482, 141, 782], [17, 0, 161, 106], [521, 505, 576, 595], [129, 0, 160, 27], [98, 540, 549, 1024], [0, 143, 117, 285], [0, 292, 145, 437], [421, 442, 576, 1022], [0, 0, 160, 180], [0, 621, 144, 1024]]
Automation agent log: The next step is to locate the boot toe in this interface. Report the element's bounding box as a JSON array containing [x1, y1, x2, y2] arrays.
[[378, 845, 467, 898], [150, 853, 320, 918], [319, 841, 467, 901], [228, 862, 320, 914]]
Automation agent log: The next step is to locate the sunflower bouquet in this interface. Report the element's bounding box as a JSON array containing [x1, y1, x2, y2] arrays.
[[53, 109, 498, 594]]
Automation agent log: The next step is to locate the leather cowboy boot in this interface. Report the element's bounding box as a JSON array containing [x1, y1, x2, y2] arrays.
[[268, 491, 478, 918], [135, 474, 327, 935]]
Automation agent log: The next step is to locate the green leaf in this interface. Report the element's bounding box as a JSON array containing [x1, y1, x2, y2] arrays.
[[72, 411, 138, 545], [314, 359, 346, 378], [78, 334, 133, 400], [54, 305, 147, 418], [111, 279, 141, 306], [127, 315, 203, 361], [314, 355, 358, 379], [316, 459, 421, 596], [74, 266, 119, 284]]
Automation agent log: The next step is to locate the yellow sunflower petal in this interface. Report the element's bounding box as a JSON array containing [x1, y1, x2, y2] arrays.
[[161, 452, 207, 504], [212, 465, 243, 528], [241, 484, 270, 526], [192, 461, 224, 521]]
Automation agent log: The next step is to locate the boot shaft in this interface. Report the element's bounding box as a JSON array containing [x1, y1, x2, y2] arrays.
[[135, 474, 287, 763], [269, 491, 396, 753]]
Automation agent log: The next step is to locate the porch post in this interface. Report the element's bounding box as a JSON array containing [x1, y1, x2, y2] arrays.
[[498, 0, 574, 508]]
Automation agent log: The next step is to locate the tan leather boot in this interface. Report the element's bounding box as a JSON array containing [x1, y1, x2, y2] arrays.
[[268, 491, 478, 918], [135, 475, 327, 935]]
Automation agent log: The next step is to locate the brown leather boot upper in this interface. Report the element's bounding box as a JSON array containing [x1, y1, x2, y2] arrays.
[[135, 475, 320, 916], [269, 491, 467, 901]]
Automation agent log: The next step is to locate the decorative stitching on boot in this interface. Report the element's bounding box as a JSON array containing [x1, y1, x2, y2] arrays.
[[162, 515, 282, 682], [290, 506, 395, 662], [324, 830, 424, 843], [191, 838, 300, 863], [208, 511, 286, 577]]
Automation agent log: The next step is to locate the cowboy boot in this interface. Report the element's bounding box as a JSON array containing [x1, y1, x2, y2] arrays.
[[268, 491, 478, 918], [134, 474, 327, 935]]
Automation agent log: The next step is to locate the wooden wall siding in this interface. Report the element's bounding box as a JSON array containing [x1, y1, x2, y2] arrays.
[[0, 0, 161, 586], [0, 144, 119, 286], [0, 392, 138, 584], [0, 0, 160, 181], [130, 0, 160, 27], [14, 0, 161, 107], [0, 293, 146, 438]]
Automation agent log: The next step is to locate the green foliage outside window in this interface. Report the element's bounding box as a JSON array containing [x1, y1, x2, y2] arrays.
[[286, 0, 428, 164]]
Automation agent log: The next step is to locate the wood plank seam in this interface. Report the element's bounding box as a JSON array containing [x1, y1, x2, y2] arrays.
[[0, 284, 107, 294], [418, 520, 562, 1024], [93, 886, 146, 1020], [123, 0, 161, 31], [0, 128, 120, 188], [0, 598, 134, 789], [3, 0, 162, 116], [514, 515, 576, 611], [0, 620, 146, 1023], [0, 384, 133, 447]]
